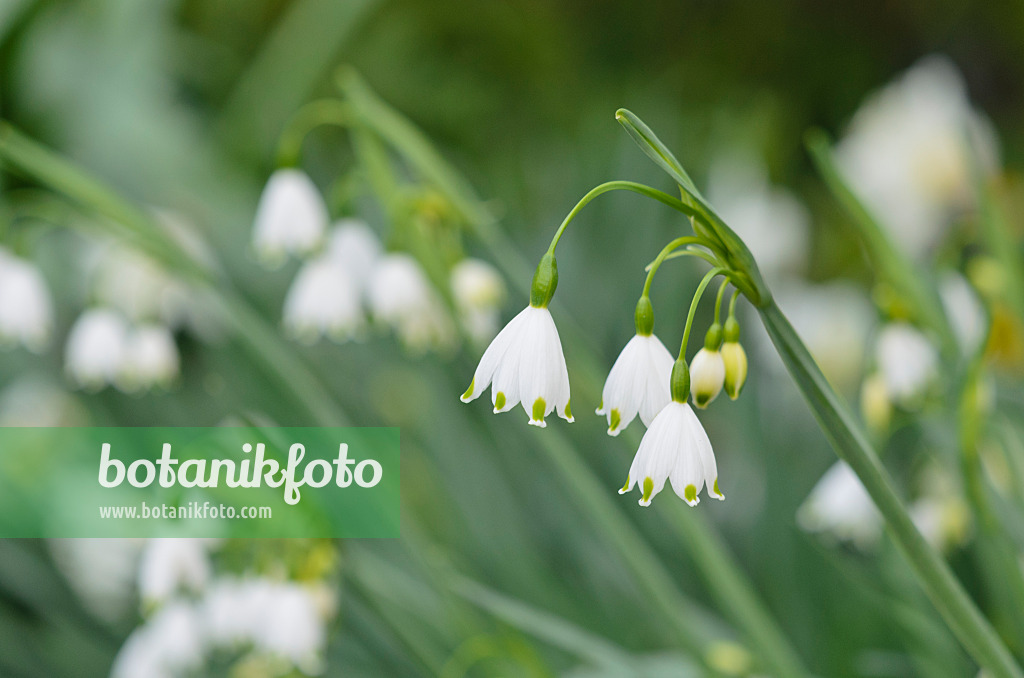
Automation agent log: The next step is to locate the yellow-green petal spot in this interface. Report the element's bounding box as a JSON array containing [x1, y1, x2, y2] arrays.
[[713, 478, 721, 496], [564, 399, 572, 419], [494, 391, 506, 410], [685, 484, 697, 503], [620, 474, 630, 493], [609, 408, 622, 431], [461, 378, 475, 400], [695, 393, 710, 408], [641, 476, 654, 503], [532, 397, 546, 422]]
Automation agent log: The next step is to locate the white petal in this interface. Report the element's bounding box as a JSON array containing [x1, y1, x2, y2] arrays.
[[461, 306, 529, 403]]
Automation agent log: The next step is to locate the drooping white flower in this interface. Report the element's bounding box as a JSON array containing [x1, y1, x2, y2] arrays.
[[835, 56, 998, 260], [707, 152, 811, 281], [120, 325, 180, 391], [137, 538, 211, 607], [252, 168, 328, 266], [798, 461, 881, 547], [876, 322, 938, 404], [201, 577, 327, 675], [64, 308, 130, 390], [368, 253, 454, 352], [461, 305, 572, 427], [939, 271, 987, 356], [110, 601, 205, 678], [689, 346, 725, 408], [283, 255, 363, 344], [619, 400, 723, 506], [0, 249, 54, 352], [325, 218, 382, 287], [596, 333, 673, 435], [451, 258, 506, 344]]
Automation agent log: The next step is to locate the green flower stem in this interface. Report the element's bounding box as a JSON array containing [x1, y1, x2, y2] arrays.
[[759, 299, 1024, 678], [547, 181, 701, 253], [340, 81, 810, 677], [728, 288, 740, 318], [275, 98, 354, 167], [645, 246, 722, 272], [0, 120, 348, 428], [641, 236, 706, 297], [679, 268, 727, 361], [713, 278, 731, 325]]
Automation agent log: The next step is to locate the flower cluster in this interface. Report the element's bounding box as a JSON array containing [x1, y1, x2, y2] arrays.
[[252, 169, 505, 353], [53, 538, 340, 678], [461, 230, 751, 507]]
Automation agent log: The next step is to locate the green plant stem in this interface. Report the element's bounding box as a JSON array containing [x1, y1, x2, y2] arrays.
[[713, 279, 730, 324], [547, 181, 700, 253], [641, 236, 705, 297], [679, 268, 726, 360], [276, 98, 354, 167], [759, 299, 1024, 678]]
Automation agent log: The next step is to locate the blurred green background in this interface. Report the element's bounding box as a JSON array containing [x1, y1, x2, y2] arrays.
[[1, 1, 1024, 677]]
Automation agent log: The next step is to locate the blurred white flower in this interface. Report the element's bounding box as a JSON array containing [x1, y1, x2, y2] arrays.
[[461, 304, 573, 427], [771, 281, 874, 389], [707, 152, 810, 281], [689, 346, 726, 409], [835, 56, 998, 260], [798, 461, 881, 547], [50, 538, 144, 624], [91, 244, 189, 325], [325, 218, 382, 287], [138, 539, 211, 607], [619, 400, 723, 506], [0, 377, 87, 426], [0, 248, 54, 352], [252, 168, 328, 266], [120, 324, 180, 391], [283, 255, 363, 344], [368, 253, 454, 352], [65, 308, 130, 390], [451, 258, 506, 344], [876, 322, 938, 404], [596, 333, 673, 436], [202, 577, 327, 675], [939, 271, 987, 356], [111, 601, 204, 678], [910, 464, 972, 553]]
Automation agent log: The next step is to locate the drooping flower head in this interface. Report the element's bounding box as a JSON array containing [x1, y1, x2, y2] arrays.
[[0, 248, 54, 352], [368, 253, 454, 352], [451, 257, 506, 344], [120, 324, 180, 391], [690, 323, 726, 408], [720, 316, 748, 400], [461, 252, 572, 427], [596, 296, 672, 435], [620, 359, 724, 506], [283, 255, 363, 344], [251, 168, 328, 266], [65, 308, 130, 391]]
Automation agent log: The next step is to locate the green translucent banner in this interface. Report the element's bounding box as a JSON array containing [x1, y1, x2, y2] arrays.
[[0, 427, 400, 538]]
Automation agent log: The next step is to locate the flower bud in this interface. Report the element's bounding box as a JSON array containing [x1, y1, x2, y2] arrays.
[[721, 317, 747, 400], [689, 342, 725, 409], [669, 358, 690, 404]]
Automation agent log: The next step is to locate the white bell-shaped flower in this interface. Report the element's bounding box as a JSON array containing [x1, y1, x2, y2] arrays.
[[798, 461, 881, 548], [111, 601, 204, 678], [368, 253, 454, 352], [619, 374, 723, 507], [461, 304, 573, 427], [137, 538, 211, 607], [0, 249, 54, 352], [283, 255, 363, 344], [325, 218, 382, 287], [251, 168, 328, 266], [876, 322, 938, 404], [451, 258, 506, 344], [120, 325, 180, 391], [65, 308, 130, 390], [689, 324, 726, 408], [596, 298, 672, 435]]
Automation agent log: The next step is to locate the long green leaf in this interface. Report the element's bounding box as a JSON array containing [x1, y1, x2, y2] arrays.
[[759, 299, 1024, 678]]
